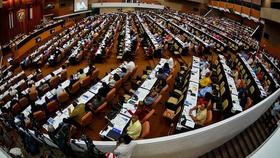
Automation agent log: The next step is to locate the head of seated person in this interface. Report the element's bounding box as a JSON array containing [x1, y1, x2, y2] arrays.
[[144, 89, 158, 106], [163, 63, 170, 74], [199, 72, 212, 87], [119, 67, 127, 78], [155, 79, 166, 92], [190, 102, 207, 126], [156, 68, 167, 80]]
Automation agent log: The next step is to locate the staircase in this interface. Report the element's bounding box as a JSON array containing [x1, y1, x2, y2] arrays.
[[200, 108, 280, 158]]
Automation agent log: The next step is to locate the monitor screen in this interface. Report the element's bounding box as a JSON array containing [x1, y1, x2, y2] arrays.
[[74, 0, 88, 12]]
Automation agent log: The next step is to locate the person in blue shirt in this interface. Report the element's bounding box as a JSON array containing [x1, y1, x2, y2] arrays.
[[162, 63, 170, 75]]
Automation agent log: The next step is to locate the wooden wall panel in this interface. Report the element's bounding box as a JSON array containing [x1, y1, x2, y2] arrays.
[[212, 1, 219, 7], [0, 0, 43, 45], [251, 9, 260, 18], [233, 4, 241, 13], [219, 2, 225, 8], [242, 6, 251, 16], [225, 2, 233, 9]]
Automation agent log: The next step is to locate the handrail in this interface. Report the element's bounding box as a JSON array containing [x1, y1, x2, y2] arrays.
[[25, 88, 280, 158], [204, 9, 212, 17], [251, 25, 259, 37]]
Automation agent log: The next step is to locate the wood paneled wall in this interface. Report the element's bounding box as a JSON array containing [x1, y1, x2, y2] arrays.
[[210, 1, 260, 18], [0, 0, 43, 45]]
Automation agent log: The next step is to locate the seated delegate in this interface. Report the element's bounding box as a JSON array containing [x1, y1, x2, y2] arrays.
[[189, 100, 208, 126], [126, 115, 142, 140]]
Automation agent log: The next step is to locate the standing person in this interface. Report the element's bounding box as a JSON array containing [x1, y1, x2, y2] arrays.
[[113, 134, 137, 158]]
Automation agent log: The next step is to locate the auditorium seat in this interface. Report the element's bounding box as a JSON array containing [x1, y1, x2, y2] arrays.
[[81, 76, 91, 88], [49, 76, 60, 88], [69, 82, 81, 94], [139, 121, 151, 139], [151, 95, 162, 108], [57, 91, 70, 103], [142, 109, 155, 123], [33, 110, 46, 122], [47, 100, 59, 113], [80, 112, 94, 128], [106, 88, 116, 104], [29, 91, 38, 101], [19, 97, 29, 108], [96, 101, 108, 113], [91, 69, 99, 81]]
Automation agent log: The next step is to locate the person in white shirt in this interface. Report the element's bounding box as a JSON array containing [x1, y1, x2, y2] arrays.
[[56, 85, 65, 97], [125, 61, 135, 73], [9, 88, 17, 97], [114, 134, 137, 158], [168, 58, 174, 68]]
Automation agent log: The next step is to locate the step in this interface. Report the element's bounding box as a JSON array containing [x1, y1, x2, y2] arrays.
[[212, 148, 223, 158], [255, 120, 268, 141], [250, 124, 264, 145], [245, 128, 259, 148], [206, 151, 216, 158], [219, 145, 230, 158], [240, 132, 255, 152], [230, 139, 245, 158], [225, 141, 238, 158], [236, 134, 250, 156]]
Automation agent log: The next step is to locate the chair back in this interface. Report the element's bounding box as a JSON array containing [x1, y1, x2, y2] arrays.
[[81, 76, 91, 88], [49, 76, 60, 88], [19, 97, 29, 108], [140, 121, 150, 139], [122, 72, 131, 83], [80, 112, 94, 127], [114, 79, 122, 89], [204, 110, 213, 126], [106, 88, 116, 103], [33, 110, 46, 122], [70, 82, 81, 94], [57, 91, 70, 103], [29, 90, 38, 101], [12, 103, 21, 114], [142, 109, 155, 122], [151, 95, 162, 107], [47, 100, 59, 113], [96, 101, 108, 112], [60, 70, 68, 81], [91, 69, 99, 80]]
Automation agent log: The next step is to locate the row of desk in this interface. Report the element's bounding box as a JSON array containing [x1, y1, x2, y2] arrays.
[[100, 58, 171, 140], [255, 57, 279, 89], [44, 63, 128, 131], [136, 13, 161, 51], [238, 54, 267, 98], [168, 12, 227, 48], [69, 18, 106, 59], [218, 54, 242, 113], [177, 56, 200, 130], [96, 16, 119, 56]]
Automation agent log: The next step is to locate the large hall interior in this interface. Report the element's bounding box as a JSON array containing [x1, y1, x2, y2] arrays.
[[0, 0, 280, 158]]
